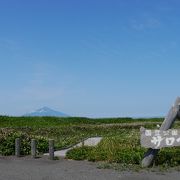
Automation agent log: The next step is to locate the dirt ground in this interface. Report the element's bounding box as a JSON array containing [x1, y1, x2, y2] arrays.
[[0, 156, 179, 180]]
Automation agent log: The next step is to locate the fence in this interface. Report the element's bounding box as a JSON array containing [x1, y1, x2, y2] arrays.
[[15, 138, 55, 160]]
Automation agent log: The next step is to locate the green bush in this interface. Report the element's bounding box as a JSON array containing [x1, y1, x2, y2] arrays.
[[155, 147, 180, 166], [35, 137, 49, 154], [66, 146, 93, 160], [0, 130, 48, 156], [66, 133, 180, 167]]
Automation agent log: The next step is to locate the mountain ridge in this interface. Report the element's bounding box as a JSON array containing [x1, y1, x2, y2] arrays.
[[23, 107, 69, 117]]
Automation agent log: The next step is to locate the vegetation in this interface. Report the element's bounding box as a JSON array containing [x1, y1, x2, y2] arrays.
[[0, 116, 163, 127], [0, 129, 48, 155], [0, 116, 179, 168]]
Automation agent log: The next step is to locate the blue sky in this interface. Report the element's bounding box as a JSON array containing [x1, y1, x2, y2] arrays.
[[0, 0, 180, 117]]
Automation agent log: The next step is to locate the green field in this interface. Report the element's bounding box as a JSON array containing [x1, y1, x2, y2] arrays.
[[0, 116, 180, 168]]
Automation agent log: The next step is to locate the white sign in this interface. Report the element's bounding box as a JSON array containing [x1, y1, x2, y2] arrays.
[[140, 128, 180, 149]]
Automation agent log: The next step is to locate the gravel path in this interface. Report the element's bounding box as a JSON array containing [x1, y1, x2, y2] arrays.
[[44, 137, 103, 157], [0, 156, 179, 180]]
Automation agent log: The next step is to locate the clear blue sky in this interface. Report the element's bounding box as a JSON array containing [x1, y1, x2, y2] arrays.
[[0, 0, 180, 117]]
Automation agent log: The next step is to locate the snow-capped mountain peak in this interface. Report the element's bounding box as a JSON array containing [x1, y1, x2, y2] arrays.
[[23, 107, 69, 117]]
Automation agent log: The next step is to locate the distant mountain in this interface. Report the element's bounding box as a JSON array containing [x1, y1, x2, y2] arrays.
[[23, 107, 69, 117]]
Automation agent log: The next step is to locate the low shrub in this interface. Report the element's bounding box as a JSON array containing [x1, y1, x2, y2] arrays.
[[66, 132, 180, 167], [0, 130, 48, 156], [66, 146, 93, 160]]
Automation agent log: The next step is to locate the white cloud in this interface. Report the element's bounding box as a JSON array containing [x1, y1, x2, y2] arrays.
[[130, 17, 161, 31]]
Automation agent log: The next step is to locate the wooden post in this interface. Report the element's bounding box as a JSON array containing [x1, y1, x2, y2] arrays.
[[49, 139, 54, 160], [142, 97, 180, 167], [31, 139, 36, 158], [82, 137, 85, 147], [82, 140, 84, 146], [15, 138, 21, 157], [160, 98, 180, 130]]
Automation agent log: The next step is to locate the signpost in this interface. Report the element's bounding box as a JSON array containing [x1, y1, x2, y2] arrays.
[[140, 128, 180, 149], [141, 97, 180, 167]]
